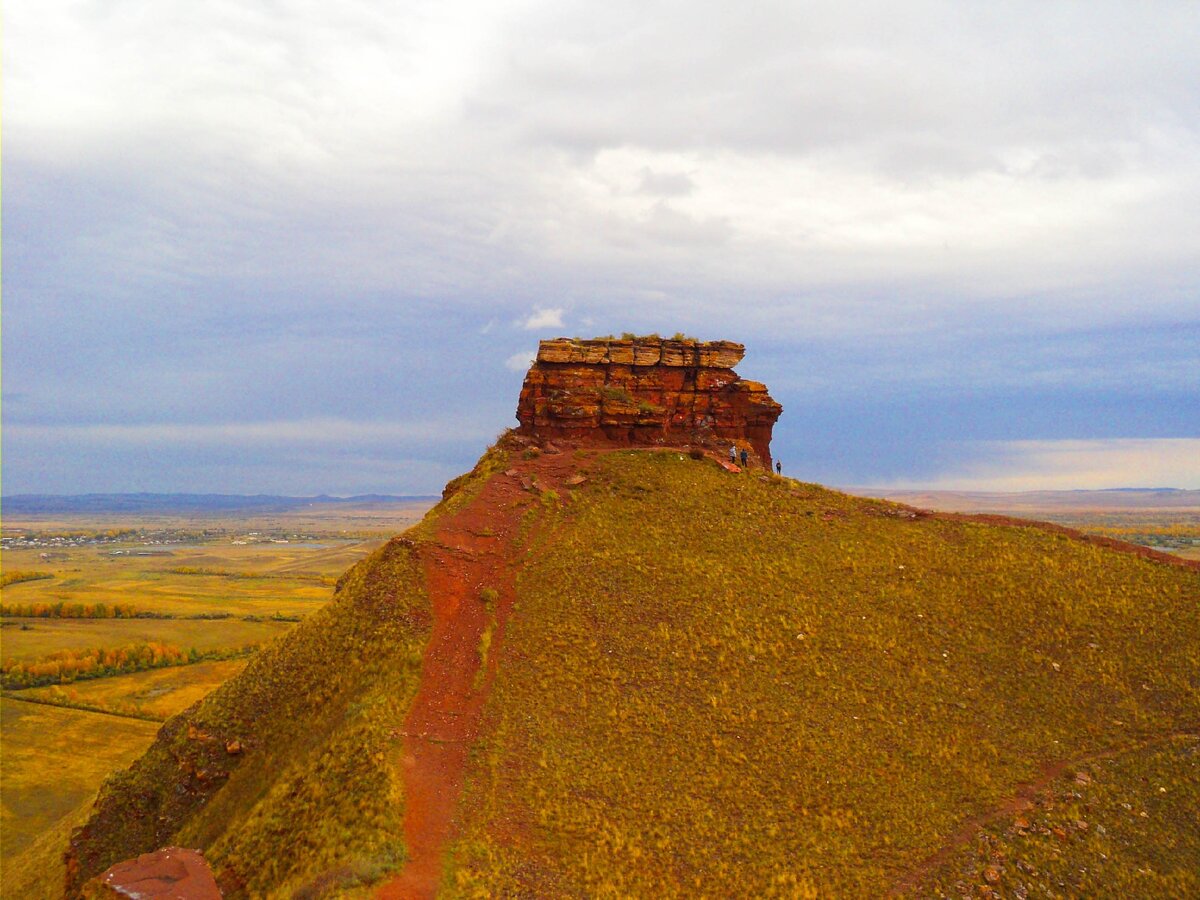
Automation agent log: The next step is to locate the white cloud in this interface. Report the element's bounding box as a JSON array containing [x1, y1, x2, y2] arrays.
[[505, 349, 537, 371], [522, 307, 565, 330], [888, 439, 1200, 491]]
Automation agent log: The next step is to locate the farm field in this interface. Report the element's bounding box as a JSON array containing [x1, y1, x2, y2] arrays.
[[19, 658, 250, 720], [1, 617, 290, 662], [0, 500, 433, 895], [1, 698, 161, 861]]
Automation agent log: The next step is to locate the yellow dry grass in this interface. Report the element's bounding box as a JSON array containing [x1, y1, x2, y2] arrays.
[[19, 659, 249, 720], [443, 451, 1200, 897], [1, 698, 160, 861]]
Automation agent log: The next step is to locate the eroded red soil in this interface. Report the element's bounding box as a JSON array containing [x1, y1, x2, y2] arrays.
[[376, 447, 582, 899]]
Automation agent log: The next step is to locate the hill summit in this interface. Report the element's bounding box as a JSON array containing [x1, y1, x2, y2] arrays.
[[57, 341, 1199, 899]]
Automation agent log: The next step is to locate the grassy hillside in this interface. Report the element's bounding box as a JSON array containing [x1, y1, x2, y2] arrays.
[[63, 536, 431, 898], [442, 451, 1198, 897], [60, 447, 1199, 898]]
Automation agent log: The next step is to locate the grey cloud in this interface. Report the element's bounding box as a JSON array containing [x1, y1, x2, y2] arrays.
[[4, 0, 1198, 493], [637, 169, 695, 197]]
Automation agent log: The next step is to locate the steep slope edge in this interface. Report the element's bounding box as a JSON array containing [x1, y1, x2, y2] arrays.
[[65, 528, 433, 896]]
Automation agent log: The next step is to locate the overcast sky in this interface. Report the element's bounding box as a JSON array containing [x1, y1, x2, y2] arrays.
[[4, 1, 1198, 494]]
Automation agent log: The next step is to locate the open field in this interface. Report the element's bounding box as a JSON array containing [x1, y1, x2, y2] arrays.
[[17, 659, 250, 720], [0, 617, 289, 662], [0, 496, 434, 540], [0, 500, 433, 893], [1, 540, 380, 619], [1, 699, 161, 860]]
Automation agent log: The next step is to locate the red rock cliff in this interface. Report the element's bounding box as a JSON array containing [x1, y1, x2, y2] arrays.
[[515, 337, 782, 465]]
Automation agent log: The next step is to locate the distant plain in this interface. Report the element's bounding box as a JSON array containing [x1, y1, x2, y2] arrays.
[[0, 498, 432, 891]]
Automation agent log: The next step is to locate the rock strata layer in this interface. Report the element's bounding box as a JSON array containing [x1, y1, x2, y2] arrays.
[[516, 337, 782, 464]]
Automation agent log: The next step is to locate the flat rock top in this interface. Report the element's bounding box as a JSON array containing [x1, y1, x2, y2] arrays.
[[536, 337, 745, 368], [86, 847, 222, 899]]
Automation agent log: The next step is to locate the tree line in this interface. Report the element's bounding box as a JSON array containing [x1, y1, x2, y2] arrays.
[[1, 642, 260, 689]]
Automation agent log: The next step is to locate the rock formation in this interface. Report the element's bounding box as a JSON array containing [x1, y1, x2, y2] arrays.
[[516, 336, 782, 464], [81, 847, 221, 899]]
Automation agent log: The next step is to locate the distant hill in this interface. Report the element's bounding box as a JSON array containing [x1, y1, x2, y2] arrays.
[[1, 493, 437, 515], [58, 440, 1199, 898]]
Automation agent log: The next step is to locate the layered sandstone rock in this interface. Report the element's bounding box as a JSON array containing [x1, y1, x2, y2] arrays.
[[516, 337, 782, 464]]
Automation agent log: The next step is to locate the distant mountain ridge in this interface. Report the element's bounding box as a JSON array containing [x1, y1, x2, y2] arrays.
[[2, 493, 437, 515]]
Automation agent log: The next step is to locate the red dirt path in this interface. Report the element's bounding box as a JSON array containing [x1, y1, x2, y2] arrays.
[[376, 448, 581, 900]]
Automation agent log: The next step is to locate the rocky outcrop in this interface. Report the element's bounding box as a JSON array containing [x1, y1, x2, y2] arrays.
[[81, 847, 221, 899], [516, 337, 782, 464]]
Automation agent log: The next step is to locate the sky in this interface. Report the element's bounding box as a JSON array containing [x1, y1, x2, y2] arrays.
[[3, 0, 1198, 495]]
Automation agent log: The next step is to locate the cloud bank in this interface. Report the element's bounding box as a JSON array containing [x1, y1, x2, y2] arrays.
[[3, 1, 1197, 493]]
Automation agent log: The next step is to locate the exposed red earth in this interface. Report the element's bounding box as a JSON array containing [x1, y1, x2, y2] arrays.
[[83, 846, 221, 899], [378, 441, 1197, 899], [377, 444, 583, 899]]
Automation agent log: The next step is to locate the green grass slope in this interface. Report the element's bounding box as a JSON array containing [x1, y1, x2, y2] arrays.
[[62, 536, 430, 898], [443, 451, 1199, 897]]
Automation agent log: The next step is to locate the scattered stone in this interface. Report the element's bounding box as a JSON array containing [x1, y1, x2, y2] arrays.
[[542, 442, 562, 454], [983, 864, 1001, 884], [565, 474, 587, 486], [224, 740, 242, 756], [1074, 771, 1092, 785], [505, 468, 519, 477], [84, 847, 221, 899]]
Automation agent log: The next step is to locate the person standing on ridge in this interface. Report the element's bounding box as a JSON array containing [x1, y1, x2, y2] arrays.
[[775, 460, 782, 475], [729, 445, 737, 465], [740, 447, 749, 468]]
